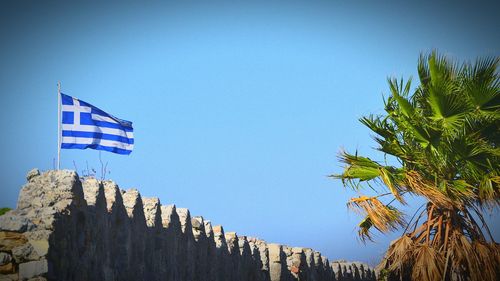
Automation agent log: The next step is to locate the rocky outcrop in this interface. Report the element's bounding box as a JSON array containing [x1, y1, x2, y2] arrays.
[[0, 169, 376, 281]]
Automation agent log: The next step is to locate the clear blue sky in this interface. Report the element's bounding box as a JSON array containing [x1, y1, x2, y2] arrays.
[[1, 0, 498, 264]]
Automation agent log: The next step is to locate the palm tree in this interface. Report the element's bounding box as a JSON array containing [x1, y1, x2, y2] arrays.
[[332, 52, 499, 281]]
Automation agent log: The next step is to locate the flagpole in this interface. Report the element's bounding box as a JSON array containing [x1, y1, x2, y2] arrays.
[[57, 81, 61, 170]]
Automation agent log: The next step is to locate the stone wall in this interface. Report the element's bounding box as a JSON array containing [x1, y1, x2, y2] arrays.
[[0, 169, 376, 281]]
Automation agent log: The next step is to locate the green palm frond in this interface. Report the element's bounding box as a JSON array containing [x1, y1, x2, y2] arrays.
[[334, 51, 499, 239], [359, 115, 394, 140], [334, 51, 500, 281], [388, 78, 415, 117]]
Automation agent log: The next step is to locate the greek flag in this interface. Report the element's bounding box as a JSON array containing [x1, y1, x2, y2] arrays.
[[60, 93, 134, 155]]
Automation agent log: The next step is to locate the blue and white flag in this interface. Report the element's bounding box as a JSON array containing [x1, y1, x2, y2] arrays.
[[60, 93, 134, 155]]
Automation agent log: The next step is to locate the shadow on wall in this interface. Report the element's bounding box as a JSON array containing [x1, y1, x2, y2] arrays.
[[0, 169, 376, 281]]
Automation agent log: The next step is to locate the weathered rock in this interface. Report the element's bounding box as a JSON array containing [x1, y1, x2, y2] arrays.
[[19, 260, 47, 280], [160, 205, 179, 229], [0, 273, 18, 281], [225, 232, 238, 253], [290, 247, 307, 280], [213, 225, 231, 281], [255, 239, 271, 281], [122, 189, 147, 281], [12, 243, 39, 263], [122, 189, 143, 219], [203, 220, 217, 281], [332, 260, 376, 281], [142, 197, 164, 281], [27, 241, 47, 258], [21, 231, 49, 243], [0, 263, 14, 275], [0, 232, 28, 251], [27, 277, 47, 281], [269, 244, 287, 281], [176, 208, 191, 234], [176, 208, 195, 281], [0, 253, 11, 266], [26, 169, 40, 182], [102, 181, 121, 212], [191, 216, 203, 232], [248, 237, 268, 281], [160, 205, 181, 281], [204, 221, 213, 237], [81, 178, 101, 206], [17, 170, 85, 212], [0, 213, 35, 233], [191, 216, 208, 281], [142, 197, 161, 228]]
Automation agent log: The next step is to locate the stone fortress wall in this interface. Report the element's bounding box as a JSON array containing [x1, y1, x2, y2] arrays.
[[0, 169, 376, 281]]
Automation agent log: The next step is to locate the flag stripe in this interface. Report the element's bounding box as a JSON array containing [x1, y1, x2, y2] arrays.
[[91, 113, 120, 124], [80, 116, 133, 131], [89, 107, 132, 126], [62, 130, 134, 144], [61, 124, 133, 139], [61, 143, 132, 155], [61, 137, 134, 150]]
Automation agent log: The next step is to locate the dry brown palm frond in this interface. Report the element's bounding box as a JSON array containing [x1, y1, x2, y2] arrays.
[[348, 196, 406, 234], [411, 244, 444, 281], [384, 235, 414, 274], [491, 243, 500, 278], [458, 233, 480, 281], [447, 230, 488, 281], [404, 170, 456, 209], [472, 241, 498, 281], [447, 231, 467, 279]]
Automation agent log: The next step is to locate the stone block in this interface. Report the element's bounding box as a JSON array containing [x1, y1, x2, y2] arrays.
[[12, 243, 39, 263], [212, 225, 223, 234], [27, 277, 47, 281], [26, 169, 40, 182], [204, 220, 213, 238], [82, 178, 101, 206], [160, 205, 178, 229], [191, 216, 203, 230], [0, 262, 14, 274], [268, 244, 282, 262], [28, 240, 48, 257], [122, 189, 143, 219], [0, 231, 28, 251], [19, 259, 48, 280], [0, 252, 12, 265], [176, 208, 192, 234], [0, 213, 35, 233], [102, 181, 121, 212], [142, 197, 161, 228], [0, 273, 19, 281]]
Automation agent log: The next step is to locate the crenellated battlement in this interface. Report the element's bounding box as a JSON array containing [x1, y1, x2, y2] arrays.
[[0, 169, 376, 281]]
